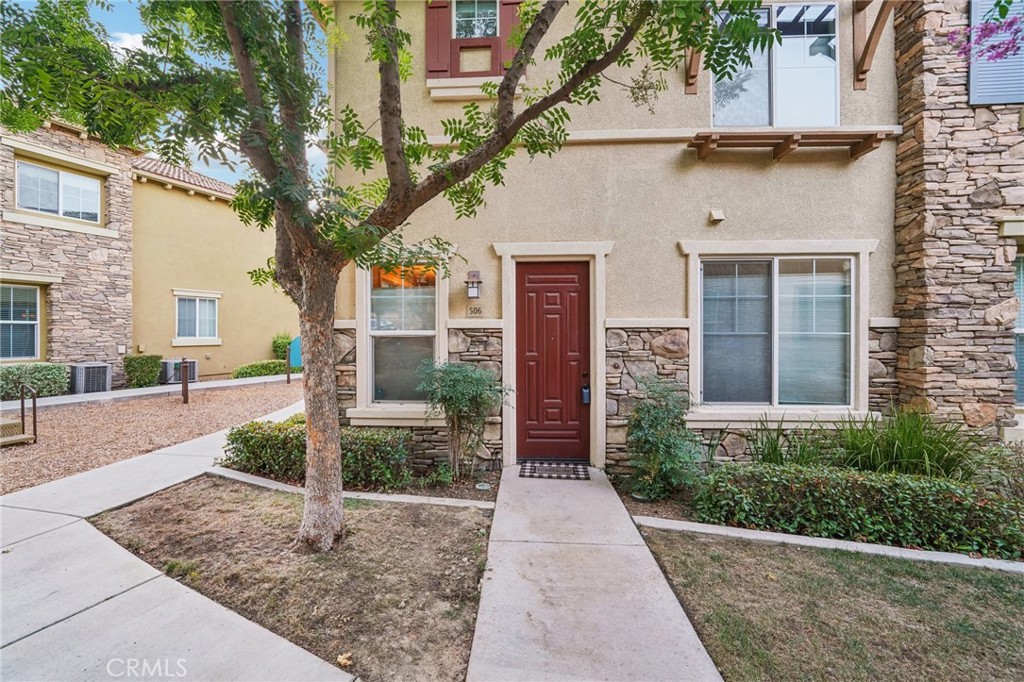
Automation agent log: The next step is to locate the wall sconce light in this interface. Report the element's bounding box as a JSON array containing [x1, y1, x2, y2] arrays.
[[466, 270, 482, 299]]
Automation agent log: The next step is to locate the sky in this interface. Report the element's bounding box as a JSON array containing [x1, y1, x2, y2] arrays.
[[51, 0, 331, 184]]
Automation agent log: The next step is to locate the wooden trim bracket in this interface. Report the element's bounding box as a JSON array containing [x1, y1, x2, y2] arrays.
[[773, 133, 801, 161], [685, 128, 897, 161], [685, 48, 700, 95], [853, 0, 896, 90], [695, 133, 720, 161]]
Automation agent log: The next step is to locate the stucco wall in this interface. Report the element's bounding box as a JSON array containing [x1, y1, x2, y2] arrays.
[[330, 0, 900, 322], [132, 181, 299, 377], [0, 125, 135, 386]]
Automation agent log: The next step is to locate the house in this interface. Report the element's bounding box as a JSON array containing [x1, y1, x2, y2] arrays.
[[0, 121, 298, 386], [325, 0, 1024, 472]]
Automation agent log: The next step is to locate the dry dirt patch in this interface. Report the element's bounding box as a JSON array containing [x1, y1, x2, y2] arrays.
[[644, 528, 1024, 682], [0, 382, 303, 494], [93, 476, 491, 682]]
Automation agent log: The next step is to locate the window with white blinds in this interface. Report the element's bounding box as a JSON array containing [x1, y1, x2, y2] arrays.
[[970, 0, 1024, 105], [369, 265, 438, 402], [1, 285, 40, 360], [176, 296, 218, 339], [1015, 257, 1024, 404], [702, 257, 853, 406]]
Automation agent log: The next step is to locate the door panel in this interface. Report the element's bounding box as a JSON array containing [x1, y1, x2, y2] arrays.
[[516, 262, 590, 460]]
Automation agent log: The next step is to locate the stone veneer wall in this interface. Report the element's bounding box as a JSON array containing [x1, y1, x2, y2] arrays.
[[868, 323, 899, 414], [332, 326, 504, 473], [892, 2, 1023, 434], [605, 327, 689, 474], [0, 125, 135, 386]]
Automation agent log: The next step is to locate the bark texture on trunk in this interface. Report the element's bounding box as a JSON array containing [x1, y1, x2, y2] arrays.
[[296, 260, 345, 551]]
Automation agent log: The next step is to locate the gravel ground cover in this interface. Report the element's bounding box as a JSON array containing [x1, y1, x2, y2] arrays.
[[0, 382, 303, 494], [94, 476, 490, 682]]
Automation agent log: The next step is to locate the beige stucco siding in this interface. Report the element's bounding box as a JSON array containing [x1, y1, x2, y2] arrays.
[[132, 182, 299, 376], [330, 0, 899, 321]]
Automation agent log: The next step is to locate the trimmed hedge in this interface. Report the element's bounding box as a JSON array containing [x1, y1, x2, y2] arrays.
[[272, 332, 292, 361], [231, 359, 301, 379], [123, 354, 162, 388], [220, 414, 413, 491], [0, 363, 69, 400], [694, 463, 1024, 560]]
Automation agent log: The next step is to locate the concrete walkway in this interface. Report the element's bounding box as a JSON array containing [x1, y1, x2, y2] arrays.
[[0, 373, 302, 413], [0, 401, 350, 682], [466, 466, 721, 682]]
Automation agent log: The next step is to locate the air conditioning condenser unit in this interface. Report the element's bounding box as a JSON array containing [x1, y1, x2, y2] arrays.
[[70, 362, 112, 394], [159, 359, 199, 385]]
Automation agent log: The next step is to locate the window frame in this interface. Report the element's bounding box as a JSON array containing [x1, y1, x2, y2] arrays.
[[0, 284, 41, 361], [1014, 256, 1024, 406], [699, 255, 855, 408], [711, 2, 840, 128], [355, 265, 450, 412], [175, 295, 219, 340], [14, 159, 102, 225], [452, 0, 499, 40]]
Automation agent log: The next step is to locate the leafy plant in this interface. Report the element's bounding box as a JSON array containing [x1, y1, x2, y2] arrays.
[[271, 332, 292, 361], [418, 361, 509, 481], [220, 414, 413, 491], [627, 375, 704, 500], [123, 354, 162, 388], [231, 359, 301, 379], [0, 363, 69, 399], [694, 463, 1024, 560], [748, 417, 829, 466], [829, 409, 998, 481], [414, 462, 455, 489]]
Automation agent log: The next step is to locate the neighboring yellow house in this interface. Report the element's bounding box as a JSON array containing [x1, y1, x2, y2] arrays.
[[0, 121, 298, 385], [131, 158, 299, 378]]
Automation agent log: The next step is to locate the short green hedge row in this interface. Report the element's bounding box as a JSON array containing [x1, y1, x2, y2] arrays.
[[231, 359, 301, 379], [123, 354, 162, 388], [694, 463, 1024, 560], [220, 414, 413, 491], [0, 363, 69, 400], [272, 332, 292, 361]]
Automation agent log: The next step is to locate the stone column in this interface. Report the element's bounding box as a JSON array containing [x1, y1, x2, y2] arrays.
[[892, 1, 1022, 433]]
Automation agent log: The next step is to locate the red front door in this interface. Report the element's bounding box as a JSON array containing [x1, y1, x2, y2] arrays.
[[516, 262, 591, 460]]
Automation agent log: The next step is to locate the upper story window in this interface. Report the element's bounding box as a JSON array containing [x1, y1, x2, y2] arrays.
[[713, 3, 838, 128], [176, 296, 218, 339], [370, 265, 437, 402], [701, 257, 852, 406], [426, 0, 520, 78], [1, 284, 40, 360], [455, 0, 498, 39], [969, 0, 1024, 105], [16, 160, 101, 224]]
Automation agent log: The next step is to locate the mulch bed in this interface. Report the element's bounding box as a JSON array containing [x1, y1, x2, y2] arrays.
[[93, 476, 491, 682]]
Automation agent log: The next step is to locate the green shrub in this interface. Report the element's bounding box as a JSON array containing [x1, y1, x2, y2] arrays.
[[694, 463, 1024, 560], [748, 418, 829, 466], [221, 418, 307, 482], [829, 410, 998, 481], [123, 354, 162, 388], [418, 360, 510, 480], [231, 359, 300, 379], [0, 363, 69, 400], [220, 414, 413, 491], [627, 375, 705, 500], [272, 332, 292, 361], [339, 426, 413, 491]]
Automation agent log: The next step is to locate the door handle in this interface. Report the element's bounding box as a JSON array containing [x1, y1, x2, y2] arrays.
[[581, 384, 591, 405]]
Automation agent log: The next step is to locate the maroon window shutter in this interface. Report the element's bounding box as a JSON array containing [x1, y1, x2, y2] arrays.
[[499, 0, 522, 73], [426, 1, 452, 78]]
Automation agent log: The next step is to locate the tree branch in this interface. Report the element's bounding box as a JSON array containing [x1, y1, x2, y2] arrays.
[[279, 0, 310, 187], [496, 0, 567, 129], [367, 2, 652, 229], [378, 0, 412, 198], [217, 0, 279, 183]]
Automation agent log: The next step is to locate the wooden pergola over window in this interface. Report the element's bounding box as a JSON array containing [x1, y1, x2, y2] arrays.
[[685, 129, 896, 161]]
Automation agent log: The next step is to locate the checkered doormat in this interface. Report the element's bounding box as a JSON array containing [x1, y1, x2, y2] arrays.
[[519, 461, 591, 480]]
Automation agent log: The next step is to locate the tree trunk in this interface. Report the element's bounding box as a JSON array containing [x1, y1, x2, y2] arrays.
[[296, 258, 345, 551]]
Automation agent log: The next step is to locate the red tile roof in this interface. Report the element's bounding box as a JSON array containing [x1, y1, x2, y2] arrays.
[[132, 156, 235, 197]]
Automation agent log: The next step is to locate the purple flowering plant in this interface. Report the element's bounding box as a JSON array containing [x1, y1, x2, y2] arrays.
[[948, 0, 1023, 62]]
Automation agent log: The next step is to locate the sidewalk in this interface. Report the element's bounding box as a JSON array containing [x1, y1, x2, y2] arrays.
[[466, 467, 722, 682], [0, 373, 302, 413], [0, 400, 349, 682]]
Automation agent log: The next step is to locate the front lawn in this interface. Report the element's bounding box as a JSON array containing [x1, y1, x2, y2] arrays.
[[644, 528, 1024, 682], [93, 476, 491, 682]]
